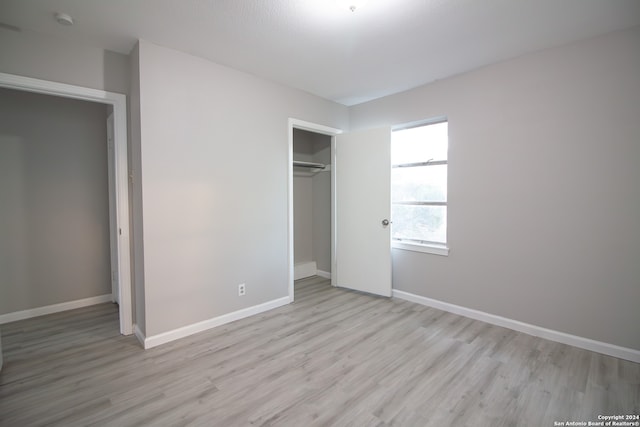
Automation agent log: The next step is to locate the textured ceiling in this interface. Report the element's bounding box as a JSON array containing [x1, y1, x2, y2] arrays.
[[1, 0, 639, 105]]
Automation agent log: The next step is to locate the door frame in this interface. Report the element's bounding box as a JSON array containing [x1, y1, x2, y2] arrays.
[[287, 118, 342, 302], [106, 112, 119, 304], [0, 72, 133, 335]]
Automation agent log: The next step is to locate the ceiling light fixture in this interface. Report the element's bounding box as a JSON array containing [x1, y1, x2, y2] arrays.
[[55, 12, 74, 26], [336, 0, 368, 12]]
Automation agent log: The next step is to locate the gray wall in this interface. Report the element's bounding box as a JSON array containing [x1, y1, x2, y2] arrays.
[[0, 28, 129, 95], [0, 88, 111, 314], [293, 131, 315, 265], [293, 175, 314, 265], [311, 137, 332, 274], [350, 26, 640, 351], [129, 43, 145, 333], [132, 40, 348, 337]]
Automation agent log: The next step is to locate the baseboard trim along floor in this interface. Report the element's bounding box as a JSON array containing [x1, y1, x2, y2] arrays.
[[0, 294, 113, 324], [316, 270, 331, 279], [392, 289, 640, 363], [137, 296, 291, 349], [294, 261, 317, 280]]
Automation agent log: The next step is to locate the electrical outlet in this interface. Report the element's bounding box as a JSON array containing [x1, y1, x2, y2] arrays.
[[238, 283, 246, 296]]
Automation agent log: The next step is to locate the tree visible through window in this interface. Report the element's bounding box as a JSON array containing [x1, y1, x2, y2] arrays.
[[391, 121, 448, 247]]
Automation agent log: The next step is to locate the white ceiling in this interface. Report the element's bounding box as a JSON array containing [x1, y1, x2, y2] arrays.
[[1, 0, 639, 105]]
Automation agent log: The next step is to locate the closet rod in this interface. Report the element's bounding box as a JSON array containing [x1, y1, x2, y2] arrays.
[[293, 161, 326, 169]]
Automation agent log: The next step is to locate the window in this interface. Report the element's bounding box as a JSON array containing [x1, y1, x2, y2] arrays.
[[391, 120, 449, 255]]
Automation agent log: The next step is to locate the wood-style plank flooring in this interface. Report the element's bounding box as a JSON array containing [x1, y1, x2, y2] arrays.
[[1, 277, 638, 426]]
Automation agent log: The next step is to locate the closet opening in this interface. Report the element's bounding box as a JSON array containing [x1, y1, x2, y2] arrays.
[[0, 72, 132, 336], [293, 129, 332, 279], [287, 119, 342, 302]]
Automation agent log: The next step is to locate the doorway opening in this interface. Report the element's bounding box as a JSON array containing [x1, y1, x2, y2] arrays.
[[0, 72, 132, 335], [287, 119, 341, 302]]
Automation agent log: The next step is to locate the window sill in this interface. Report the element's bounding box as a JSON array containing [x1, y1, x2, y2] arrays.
[[392, 241, 449, 256]]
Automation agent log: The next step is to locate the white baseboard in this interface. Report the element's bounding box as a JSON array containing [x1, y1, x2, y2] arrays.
[[142, 296, 290, 349], [134, 324, 146, 347], [0, 294, 113, 324], [392, 289, 640, 364], [316, 270, 332, 279], [294, 261, 317, 280]]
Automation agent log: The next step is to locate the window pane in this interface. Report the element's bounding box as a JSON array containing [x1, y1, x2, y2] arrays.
[[392, 164, 447, 202], [392, 205, 447, 244], [392, 121, 448, 165]]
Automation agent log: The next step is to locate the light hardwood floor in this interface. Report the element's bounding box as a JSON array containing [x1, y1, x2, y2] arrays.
[[1, 276, 638, 426]]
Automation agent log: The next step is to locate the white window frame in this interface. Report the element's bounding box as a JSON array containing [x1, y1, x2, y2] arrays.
[[391, 118, 450, 256]]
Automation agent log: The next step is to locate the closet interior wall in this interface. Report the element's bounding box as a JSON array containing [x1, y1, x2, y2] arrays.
[[292, 129, 332, 279], [0, 87, 111, 316]]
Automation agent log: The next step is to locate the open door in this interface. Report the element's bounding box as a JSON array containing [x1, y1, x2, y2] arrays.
[[106, 112, 119, 304], [333, 127, 392, 297]]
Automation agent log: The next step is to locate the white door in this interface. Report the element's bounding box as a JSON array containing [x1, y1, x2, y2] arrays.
[[106, 113, 119, 304], [333, 127, 392, 297]]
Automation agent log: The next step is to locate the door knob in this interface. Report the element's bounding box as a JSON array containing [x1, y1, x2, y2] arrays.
[[382, 219, 390, 227]]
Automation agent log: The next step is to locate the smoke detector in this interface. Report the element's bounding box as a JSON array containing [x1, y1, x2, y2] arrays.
[[336, 0, 369, 12], [55, 12, 74, 26]]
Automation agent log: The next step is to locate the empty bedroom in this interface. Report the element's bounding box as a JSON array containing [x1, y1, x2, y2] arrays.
[[0, 0, 639, 426]]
